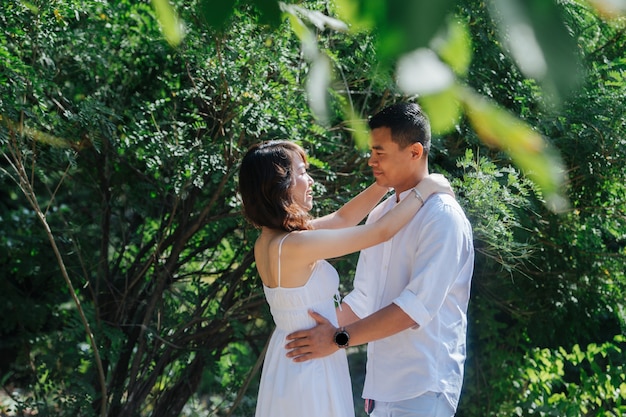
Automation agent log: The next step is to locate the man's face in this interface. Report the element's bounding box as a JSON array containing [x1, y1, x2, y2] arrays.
[[368, 127, 418, 193]]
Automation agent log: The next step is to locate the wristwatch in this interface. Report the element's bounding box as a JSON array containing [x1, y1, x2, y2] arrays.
[[334, 327, 350, 348]]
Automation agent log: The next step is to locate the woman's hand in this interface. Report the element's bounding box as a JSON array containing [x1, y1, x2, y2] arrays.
[[415, 173, 454, 201]]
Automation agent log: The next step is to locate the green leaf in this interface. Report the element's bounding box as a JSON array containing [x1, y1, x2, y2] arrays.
[[432, 18, 472, 77], [18, 1, 39, 14], [307, 54, 332, 123], [340, 0, 459, 62], [281, 3, 348, 32], [197, 0, 237, 30], [252, 0, 282, 27], [151, 0, 183, 46], [419, 85, 463, 135], [382, 0, 460, 60], [343, 105, 370, 151], [334, 0, 381, 31]]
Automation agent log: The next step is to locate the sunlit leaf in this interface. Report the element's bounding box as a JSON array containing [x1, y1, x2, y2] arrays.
[[334, 0, 376, 31], [588, 0, 626, 17], [462, 89, 569, 212], [283, 6, 333, 123], [281, 3, 348, 31], [24, 126, 73, 148], [432, 18, 472, 77], [307, 55, 331, 124], [419, 85, 463, 135], [18, 1, 38, 14], [285, 11, 317, 59], [151, 0, 183, 46], [343, 106, 370, 150]]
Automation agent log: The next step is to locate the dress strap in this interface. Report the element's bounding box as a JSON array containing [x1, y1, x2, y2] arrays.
[[277, 233, 290, 288]]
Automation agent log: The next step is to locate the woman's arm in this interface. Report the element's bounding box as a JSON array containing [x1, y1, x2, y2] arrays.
[[288, 174, 453, 265], [310, 183, 389, 230]]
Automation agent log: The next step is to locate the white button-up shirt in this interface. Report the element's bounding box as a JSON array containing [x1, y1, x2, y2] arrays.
[[343, 190, 474, 411]]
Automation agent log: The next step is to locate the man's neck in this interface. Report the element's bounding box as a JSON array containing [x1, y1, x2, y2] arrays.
[[393, 170, 429, 202]]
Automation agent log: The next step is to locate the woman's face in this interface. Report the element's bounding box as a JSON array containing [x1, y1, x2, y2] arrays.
[[290, 156, 314, 211]]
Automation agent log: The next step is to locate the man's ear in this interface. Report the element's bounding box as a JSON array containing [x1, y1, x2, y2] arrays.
[[410, 143, 424, 160]]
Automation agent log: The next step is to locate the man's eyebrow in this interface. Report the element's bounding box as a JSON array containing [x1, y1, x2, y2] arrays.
[[371, 144, 384, 150]]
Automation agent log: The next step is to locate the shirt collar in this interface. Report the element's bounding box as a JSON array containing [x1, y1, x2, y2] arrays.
[[394, 188, 414, 203]]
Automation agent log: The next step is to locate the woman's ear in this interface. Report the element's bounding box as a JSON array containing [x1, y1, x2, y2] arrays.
[[410, 143, 424, 160]]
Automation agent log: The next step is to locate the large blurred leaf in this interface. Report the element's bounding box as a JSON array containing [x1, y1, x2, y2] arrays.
[[396, 48, 455, 96], [196, 0, 281, 30], [384, 0, 460, 60], [336, 0, 459, 62], [252, 0, 282, 27], [197, 0, 237, 29], [283, 7, 332, 122], [307, 55, 332, 124], [344, 105, 371, 150], [487, 0, 582, 105], [151, 0, 183, 46], [462, 88, 568, 212], [281, 3, 348, 31]]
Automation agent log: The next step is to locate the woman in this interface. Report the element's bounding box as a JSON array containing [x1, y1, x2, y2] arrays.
[[239, 140, 452, 417]]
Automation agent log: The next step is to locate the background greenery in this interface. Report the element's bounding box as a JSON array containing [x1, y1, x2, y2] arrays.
[[1, 0, 625, 416]]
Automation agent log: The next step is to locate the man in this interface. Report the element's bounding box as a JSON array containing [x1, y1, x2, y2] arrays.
[[285, 102, 475, 417]]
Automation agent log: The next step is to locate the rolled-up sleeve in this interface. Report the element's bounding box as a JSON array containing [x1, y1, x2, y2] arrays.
[[394, 288, 433, 328]]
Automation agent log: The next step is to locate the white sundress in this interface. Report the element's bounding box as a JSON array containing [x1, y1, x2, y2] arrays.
[[255, 234, 355, 417]]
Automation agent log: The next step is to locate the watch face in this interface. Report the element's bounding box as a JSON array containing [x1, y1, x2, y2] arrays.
[[335, 331, 349, 347]]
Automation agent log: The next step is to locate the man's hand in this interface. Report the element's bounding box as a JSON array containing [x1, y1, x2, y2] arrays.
[[285, 310, 338, 362]]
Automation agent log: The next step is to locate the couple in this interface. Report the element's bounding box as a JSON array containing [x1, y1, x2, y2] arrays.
[[239, 103, 475, 417]]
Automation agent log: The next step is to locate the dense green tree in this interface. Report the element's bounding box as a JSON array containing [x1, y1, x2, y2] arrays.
[[457, 2, 626, 416]]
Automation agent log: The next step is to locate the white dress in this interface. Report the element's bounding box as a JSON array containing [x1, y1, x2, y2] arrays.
[[255, 235, 355, 417]]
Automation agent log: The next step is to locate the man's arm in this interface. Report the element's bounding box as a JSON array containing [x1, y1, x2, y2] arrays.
[[285, 303, 417, 362], [336, 303, 360, 327]]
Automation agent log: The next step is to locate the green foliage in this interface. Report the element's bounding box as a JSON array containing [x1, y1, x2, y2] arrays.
[[2, 0, 382, 415], [497, 336, 626, 416], [455, 2, 626, 415], [454, 149, 537, 274], [2, 0, 626, 416]]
